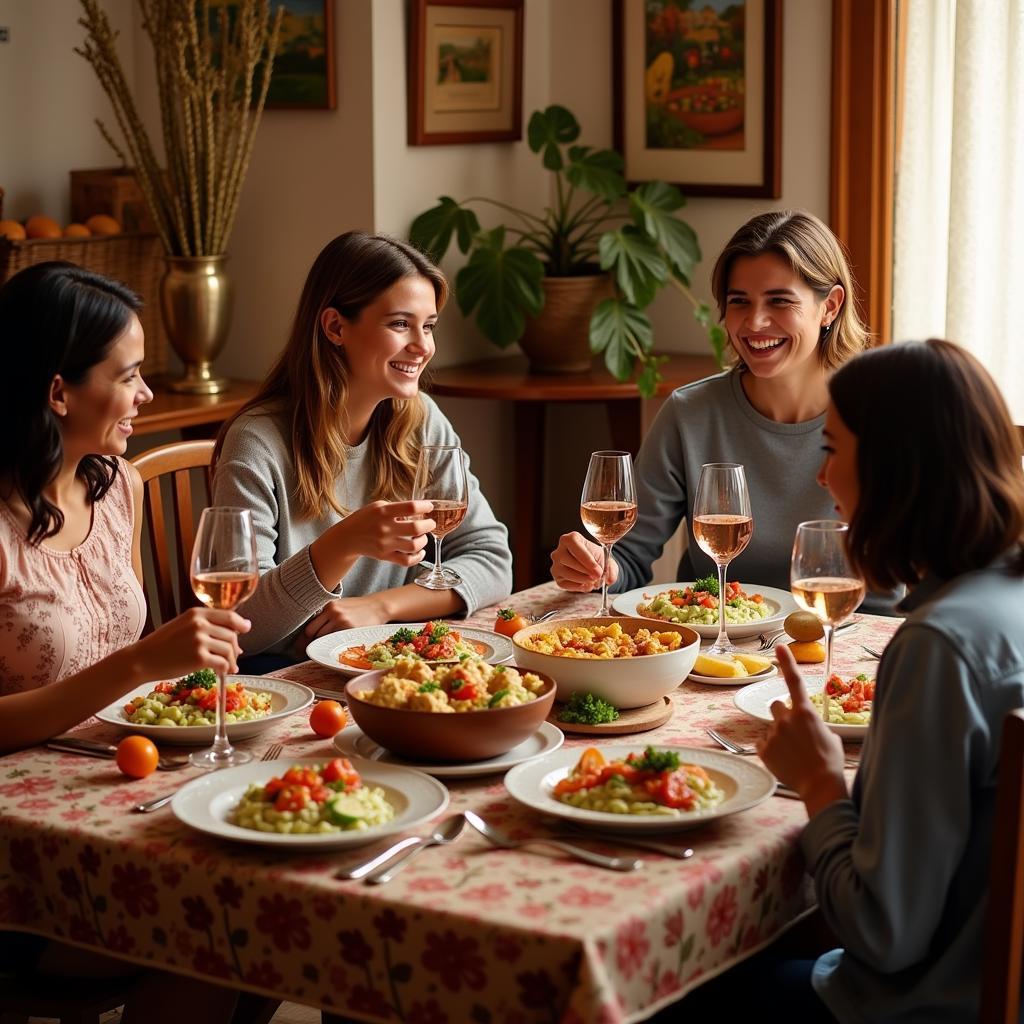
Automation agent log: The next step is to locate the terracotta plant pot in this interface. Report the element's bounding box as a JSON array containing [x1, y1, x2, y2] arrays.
[[517, 273, 613, 374]]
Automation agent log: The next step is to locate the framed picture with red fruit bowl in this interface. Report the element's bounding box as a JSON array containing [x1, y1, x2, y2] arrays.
[[613, 0, 782, 198]]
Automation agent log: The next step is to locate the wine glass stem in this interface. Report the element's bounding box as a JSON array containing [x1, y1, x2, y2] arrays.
[[599, 543, 612, 616], [821, 622, 835, 722], [712, 561, 730, 652], [211, 669, 233, 760], [431, 534, 445, 584]]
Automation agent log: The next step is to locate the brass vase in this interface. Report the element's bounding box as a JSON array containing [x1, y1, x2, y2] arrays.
[[517, 274, 614, 374], [160, 255, 233, 394]]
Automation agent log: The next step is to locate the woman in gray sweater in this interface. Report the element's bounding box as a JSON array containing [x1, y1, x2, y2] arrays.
[[214, 232, 512, 658]]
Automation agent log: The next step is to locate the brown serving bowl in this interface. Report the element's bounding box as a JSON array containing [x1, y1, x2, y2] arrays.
[[343, 668, 557, 762]]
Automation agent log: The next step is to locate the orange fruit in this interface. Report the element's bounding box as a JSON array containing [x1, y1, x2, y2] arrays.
[[64, 223, 91, 238], [115, 735, 159, 778], [0, 220, 26, 241], [788, 640, 826, 664], [85, 214, 121, 236], [25, 215, 62, 239], [309, 699, 346, 738]]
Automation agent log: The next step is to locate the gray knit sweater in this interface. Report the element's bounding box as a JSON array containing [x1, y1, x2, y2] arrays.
[[213, 395, 513, 654]]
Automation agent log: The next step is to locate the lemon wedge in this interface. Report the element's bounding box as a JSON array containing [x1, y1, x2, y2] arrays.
[[693, 653, 745, 678], [733, 652, 772, 675]]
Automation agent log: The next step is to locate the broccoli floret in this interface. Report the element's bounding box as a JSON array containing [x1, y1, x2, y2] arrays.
[[558, 691, 620, 725], [692, 575, 719, 596], [177, 668, 216, 691]]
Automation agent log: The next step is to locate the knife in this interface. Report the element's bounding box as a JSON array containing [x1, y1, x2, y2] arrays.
[[46, 736, 187, 771]]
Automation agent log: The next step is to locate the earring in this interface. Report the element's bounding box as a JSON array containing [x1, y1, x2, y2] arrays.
[[820, 321, 833, 341]]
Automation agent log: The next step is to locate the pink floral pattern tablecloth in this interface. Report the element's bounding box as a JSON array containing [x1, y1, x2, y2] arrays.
[[0, 583, 900, 1023]]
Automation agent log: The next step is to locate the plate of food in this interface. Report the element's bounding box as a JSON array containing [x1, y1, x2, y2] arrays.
[[733, 672, 875, 740], [686, 651, 777, 686], [95, 672, 314, 745], [171, 756, 449, 850], [612, 578, 798, 640], [504, 744, 775, 833], [305, 621, 513, 676], [333, 721, 564, 778]]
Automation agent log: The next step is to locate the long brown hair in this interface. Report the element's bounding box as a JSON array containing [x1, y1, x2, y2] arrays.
[[830, 339, 1024, 590], [711, 210, 869, 371], [217, 232, 449, 518]]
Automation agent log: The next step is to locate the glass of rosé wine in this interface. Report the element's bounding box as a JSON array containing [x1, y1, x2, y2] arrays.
[[188, 506, 258, 769], [790, 520, 866, 722], [580, 451, 638, 616], [412, 445, 469, 590], [692, 463, 753, 655]]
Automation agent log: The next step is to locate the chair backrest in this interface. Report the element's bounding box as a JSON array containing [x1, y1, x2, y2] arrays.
[[981, 708, 1024, 1023], [131, 439, 215, 630]]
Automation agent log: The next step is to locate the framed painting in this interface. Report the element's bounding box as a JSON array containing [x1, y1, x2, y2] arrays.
[[408, 0, 524, 145], [613, 0, 782, 197], [264, 0, 335, 110]]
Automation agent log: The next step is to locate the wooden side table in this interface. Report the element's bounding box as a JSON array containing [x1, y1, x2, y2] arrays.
[[427, 353, 719, 590], [135, 377, 260, 439]]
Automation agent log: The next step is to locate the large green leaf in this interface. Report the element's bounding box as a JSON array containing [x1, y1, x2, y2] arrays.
[[409, 197, 480, 260], [598, 226, 668, 308], [566, 146, 626, 201], [629, 181, 701, 284], [527, 105, 579, 171], [454, 228, 545, 348], [589, 297, 653, 381]]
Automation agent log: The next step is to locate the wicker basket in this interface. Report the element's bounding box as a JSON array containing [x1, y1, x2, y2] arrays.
[[0, 233, 170, 376]]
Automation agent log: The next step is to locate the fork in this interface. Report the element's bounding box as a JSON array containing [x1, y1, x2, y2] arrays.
[[758, 621, 857, 651], [706, 728, 859, 768], [134, 740, 284, 814], [860, 645, 885, 660]]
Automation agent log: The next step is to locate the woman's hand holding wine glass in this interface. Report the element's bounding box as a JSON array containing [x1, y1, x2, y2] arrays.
[[790, 520, 866, 722], [412, 444, 469, 591], [580, 451, 637, 616], [692, 463, 753, 655], [188, 506, 259, 769]]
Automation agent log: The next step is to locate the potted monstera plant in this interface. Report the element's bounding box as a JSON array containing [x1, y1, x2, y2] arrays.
[[410, 105, 726, 397]]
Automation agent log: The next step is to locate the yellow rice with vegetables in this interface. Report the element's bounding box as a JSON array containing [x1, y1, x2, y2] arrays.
[[517, 621, 682, 659]]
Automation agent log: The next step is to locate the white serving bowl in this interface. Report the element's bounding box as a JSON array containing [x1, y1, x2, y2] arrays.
[[510, 617, 700, 709]]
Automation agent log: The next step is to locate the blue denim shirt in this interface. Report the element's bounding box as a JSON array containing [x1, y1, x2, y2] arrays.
[[801, 556, 1024, 1023]]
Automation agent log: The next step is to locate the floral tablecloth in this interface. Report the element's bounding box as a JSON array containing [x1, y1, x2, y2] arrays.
[[0, 582, 899, 1023]]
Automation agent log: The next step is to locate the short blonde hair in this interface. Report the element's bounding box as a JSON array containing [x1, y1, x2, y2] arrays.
[[711, 210, 869, 370]]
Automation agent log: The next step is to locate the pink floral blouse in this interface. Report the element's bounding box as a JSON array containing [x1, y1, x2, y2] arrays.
[[0, 458, 145, 693]]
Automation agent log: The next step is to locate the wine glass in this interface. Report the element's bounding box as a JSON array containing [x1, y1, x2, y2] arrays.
[[692, 463, 753, 655], [790, 520, 866, 722], [188, 506, 259, 769], [580, 451, 638, 616], [412, 445, 469, 590]]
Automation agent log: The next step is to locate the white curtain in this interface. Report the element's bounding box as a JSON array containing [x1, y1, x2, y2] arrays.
[[893, 0, 1024, 421]]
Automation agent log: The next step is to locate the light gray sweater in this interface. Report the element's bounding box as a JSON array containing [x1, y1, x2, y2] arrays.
[[613, 370, 835, 592], [803, 559, 1024, 1022], [213, 396, 513, 654]]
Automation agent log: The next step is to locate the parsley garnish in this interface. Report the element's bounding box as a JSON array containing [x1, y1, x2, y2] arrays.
[[692, 575, 719, 596], [558, 691, 620, 725], [389, 627, 417, 645], [627, 746, 680, 773], [418, 682, 441, 693], [487, 688, 509, 708], [176, 668, 216, 691], [427, 621, 450, 643]]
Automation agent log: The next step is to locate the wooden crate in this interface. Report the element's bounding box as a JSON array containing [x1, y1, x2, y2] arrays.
[[70, 167, 158, 234], [0, 233, 170, 376]]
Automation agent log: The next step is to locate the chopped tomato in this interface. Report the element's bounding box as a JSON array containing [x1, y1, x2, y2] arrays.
[[653, 769, 697, 810], [321, 758, 360, 788], [553, 774, 599, 795], [450, 683, 477, 702], [575, 748, 606, 777], [154, 680, 176, 694], [274, 785, 311, 812], [282, 767, 323, 789]]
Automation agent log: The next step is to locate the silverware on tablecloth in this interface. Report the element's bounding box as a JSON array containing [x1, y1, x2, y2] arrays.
[[860, 645, 885, 660], [773, 783, 802, 800], [757, 620, 856, 651], [363, 814, 466, 885], [706, 729, 859, 769], [311, 688, 347, 702], [463, 810, 641, 871], [532, 610, 560, 623], [334, 837, 424, 880], [47, 736, 188, 771], [556, 824, 693, 859]]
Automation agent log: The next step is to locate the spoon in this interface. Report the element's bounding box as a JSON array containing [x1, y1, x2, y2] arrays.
[[463, 810, 641, 872], [363, 813, 466, 885]]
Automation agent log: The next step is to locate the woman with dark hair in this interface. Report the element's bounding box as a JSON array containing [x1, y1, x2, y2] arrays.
[[550, 210, 869, 597], [0, 262, 251, 1020], [750, 340, 1024, 1021], [214, 231, 512, 659]]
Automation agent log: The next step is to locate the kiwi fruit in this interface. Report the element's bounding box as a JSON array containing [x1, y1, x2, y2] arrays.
[[784, 610, 825, 642]]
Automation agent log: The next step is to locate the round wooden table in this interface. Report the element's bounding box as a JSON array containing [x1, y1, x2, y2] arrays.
[[427, 353, 719, 589]]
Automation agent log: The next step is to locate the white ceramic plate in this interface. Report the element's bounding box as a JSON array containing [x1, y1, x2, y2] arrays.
[[95, 675, 314, 745], [734, 676, 869, 740], [305, 624, 514, 676], [687, 665, 778, 687], [504, 744, 776, 834], [171, 756, 449, 850], [612, 583, 798, 640], [333, 721, 564, 778]]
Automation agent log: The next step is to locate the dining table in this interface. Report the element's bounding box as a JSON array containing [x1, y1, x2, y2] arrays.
[[0, 582, 900, 1023]]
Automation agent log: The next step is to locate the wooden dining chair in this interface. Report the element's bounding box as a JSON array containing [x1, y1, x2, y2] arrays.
[[0, 974, 130, 1024], [980, 708, 1024, 1023], [131, 438, 216, 631]]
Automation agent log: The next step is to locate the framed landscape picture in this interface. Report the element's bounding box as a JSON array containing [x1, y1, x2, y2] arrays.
[[613, 0, 782, 197], [265, 0, 336, 109], [408, 0, 524, 145]]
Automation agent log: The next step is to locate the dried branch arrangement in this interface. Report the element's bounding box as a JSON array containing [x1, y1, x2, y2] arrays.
[[77, 0, 282, 256]]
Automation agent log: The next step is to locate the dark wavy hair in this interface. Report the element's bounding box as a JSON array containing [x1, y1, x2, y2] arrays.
[[0, 261, 141, 544], [829, 339, 1024, 590]]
